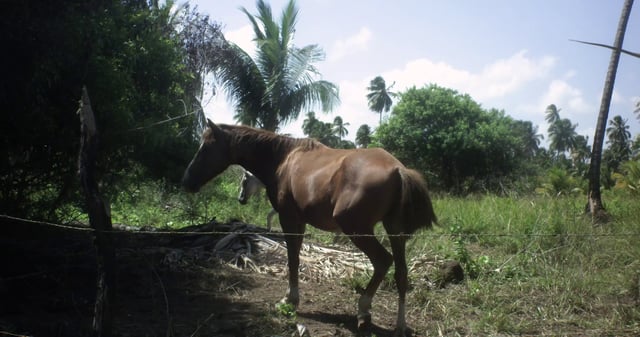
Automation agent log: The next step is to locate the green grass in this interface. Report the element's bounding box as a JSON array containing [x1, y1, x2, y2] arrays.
[[81, 174, 640, 336], [105, 166, 275, 229], [406, 193, 640, 336]]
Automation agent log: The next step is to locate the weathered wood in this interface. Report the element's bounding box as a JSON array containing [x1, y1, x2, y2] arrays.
[[77, 86, 115, 337]]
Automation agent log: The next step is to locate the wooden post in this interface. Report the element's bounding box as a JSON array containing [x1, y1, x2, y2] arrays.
[[77, 86, 116, 337]]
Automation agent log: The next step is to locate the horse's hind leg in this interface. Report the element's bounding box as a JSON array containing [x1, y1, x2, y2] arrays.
[[388, 233, 410, 337], [347, 230, 393, 332]]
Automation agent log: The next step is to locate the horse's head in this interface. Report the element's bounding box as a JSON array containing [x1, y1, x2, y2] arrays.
[[237, 170, 263, 204], [237, 172, 250, 204], [182, 119, 232, 193]]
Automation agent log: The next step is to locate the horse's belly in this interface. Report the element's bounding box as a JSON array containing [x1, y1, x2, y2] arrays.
[[308, 219, 341, 233], [304, 209, 341, 233]]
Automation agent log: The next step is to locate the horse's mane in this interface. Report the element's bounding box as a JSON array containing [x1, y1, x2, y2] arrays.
[[220, 124, 325, 153]]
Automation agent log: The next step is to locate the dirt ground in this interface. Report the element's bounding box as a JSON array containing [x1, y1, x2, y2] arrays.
[[0, 219, 435, 337]]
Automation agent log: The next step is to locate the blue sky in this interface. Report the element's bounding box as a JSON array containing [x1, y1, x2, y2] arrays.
[[191, 0, 639, 144]]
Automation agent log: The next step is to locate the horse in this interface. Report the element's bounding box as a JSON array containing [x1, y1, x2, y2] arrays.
[[182, 120, 437, 337], [237, 168, 277, 230]]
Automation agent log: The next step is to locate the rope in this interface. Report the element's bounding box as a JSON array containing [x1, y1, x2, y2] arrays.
[[2, 214, 639, 239]]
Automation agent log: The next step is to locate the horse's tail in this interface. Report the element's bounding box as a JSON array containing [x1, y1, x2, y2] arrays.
[[395, 167, 437, 234]]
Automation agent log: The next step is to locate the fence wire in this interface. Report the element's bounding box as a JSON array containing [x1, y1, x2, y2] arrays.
[[2, 213, 639, 239]]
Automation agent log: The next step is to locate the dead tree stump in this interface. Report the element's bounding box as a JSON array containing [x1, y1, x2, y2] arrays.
[[77, 86, 115, 337]]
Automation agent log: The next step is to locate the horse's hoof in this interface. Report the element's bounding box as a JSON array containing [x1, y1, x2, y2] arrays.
[[357, 314, 372, 336], [393, 327, 413, 337]]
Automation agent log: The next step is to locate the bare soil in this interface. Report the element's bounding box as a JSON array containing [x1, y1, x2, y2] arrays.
[[0, 219, 432, 337]]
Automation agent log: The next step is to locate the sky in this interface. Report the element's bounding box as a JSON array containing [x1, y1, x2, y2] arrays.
[[190, 0, 639, 145]]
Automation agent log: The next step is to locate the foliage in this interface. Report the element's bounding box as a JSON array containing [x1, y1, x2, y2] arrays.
[[535, 166, 585, 196], [355, 124, 372, 148], [511, 120, 543, 158], [373, 84, 527, 193], [411, 193, 640, 336], [332, 116, 349, 140], [0, 0, 214, 220], [212, 0, 339, 132], [275, 302, 297, 319], [302, 112, 355, 148], [449, 223, 490, 279], [366, 76, 397, 123], [613, 159, 640, 195], [606, 115, 632, 171], [545, 104, 578, 158]]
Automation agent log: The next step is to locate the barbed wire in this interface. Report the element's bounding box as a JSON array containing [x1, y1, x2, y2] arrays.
[[2, 213, 640, 239]]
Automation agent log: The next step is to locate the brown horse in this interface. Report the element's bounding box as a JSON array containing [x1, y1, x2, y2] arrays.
[[182, 120, 436, 336]]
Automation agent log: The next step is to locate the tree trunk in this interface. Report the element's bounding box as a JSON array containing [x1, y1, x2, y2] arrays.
[[78, 86, 116, 337], [586, 0, 634, 223]]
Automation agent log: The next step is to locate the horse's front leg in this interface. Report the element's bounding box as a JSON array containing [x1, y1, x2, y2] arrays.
[[280, 221, 305, 308]]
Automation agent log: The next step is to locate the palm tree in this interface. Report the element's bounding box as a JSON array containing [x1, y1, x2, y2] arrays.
[[213, 0, 339, 131], [514, 120, 543, 158], [366, 76, 397, 124], [548, 118, 578, 157], [355, 124, 372, 148], [586, 0, 634, 220], [545, 104, 561, 124], [606, 115, 632, 168], [302, 111, 320, 136], [332, 116, 349, 141], [570, 134, 591, 169]]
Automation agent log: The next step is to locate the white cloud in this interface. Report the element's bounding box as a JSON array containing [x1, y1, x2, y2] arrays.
[[225, 24, 256, 56], [611, 90, 625, 104], [328, 27, 372, 62], [204, 49, 563, 143], [382, 50, 556, 101], [540, 80, 591, 117], [310, 51, 560, 141]]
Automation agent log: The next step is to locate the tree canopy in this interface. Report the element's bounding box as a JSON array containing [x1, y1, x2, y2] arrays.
[[212, 0, 340, 132], [366, 76, 397, 123], [0, 0, 222, 220], [373, 84, 526, 193]]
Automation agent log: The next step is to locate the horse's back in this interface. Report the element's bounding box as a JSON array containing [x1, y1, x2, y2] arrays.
[[277, 146, 417, 231]]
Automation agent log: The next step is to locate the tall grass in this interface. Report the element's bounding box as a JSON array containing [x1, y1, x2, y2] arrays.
[[407, 192, 640, 336]]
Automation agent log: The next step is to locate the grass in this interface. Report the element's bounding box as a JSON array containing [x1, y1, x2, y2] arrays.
[[406, 193, 640, 336], [77, 173, 640, 336]]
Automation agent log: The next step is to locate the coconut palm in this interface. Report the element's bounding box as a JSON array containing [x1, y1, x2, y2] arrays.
[[355, 124, 372, 148], [606, 115, 632, 167], [366, 76, 397, 124], [570, 134, 591, 168], [548, 118, 578, 157], [212, 0, 339, 132], [514, 120, 543, 158], [545, 104, 561, 124], [302, 111, 320, 136], [587, 0, 634, 220], [332, 116, 350, 140]]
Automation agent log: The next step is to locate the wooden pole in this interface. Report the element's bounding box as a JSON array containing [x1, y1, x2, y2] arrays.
[[77, 86, 116, 337]]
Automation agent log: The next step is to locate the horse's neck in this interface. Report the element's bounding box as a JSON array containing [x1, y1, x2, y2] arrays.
[[226, 125, 319, 190], [231, 132, 291, 190]]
